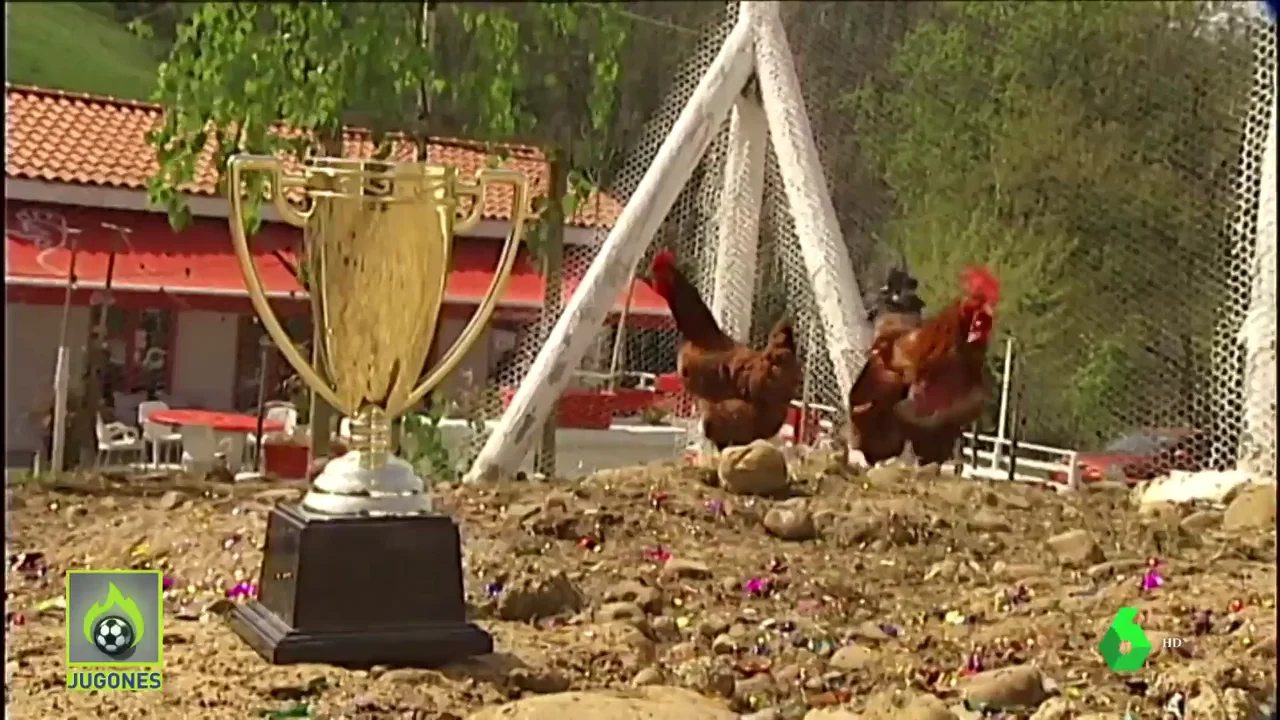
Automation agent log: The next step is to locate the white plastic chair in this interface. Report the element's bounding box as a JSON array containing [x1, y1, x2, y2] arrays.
[[95, 415, 144, 468], [138, 400, 182, 469], [179, 425, 231, 476]]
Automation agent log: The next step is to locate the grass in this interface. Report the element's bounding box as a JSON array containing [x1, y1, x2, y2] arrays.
[[7, 2, 161, 100]]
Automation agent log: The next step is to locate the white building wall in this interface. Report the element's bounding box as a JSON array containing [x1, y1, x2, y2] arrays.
[[5, 303, 92, 453], [431, 316, 494, 403], [170, 310, 239, 411]]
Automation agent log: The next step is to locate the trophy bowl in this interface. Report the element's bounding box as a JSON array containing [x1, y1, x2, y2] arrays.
[[223, 154, 529, 667]]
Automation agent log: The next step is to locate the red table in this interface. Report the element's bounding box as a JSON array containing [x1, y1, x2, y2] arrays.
[[149, 410, 286, 473], [149, 409, 285, 433]]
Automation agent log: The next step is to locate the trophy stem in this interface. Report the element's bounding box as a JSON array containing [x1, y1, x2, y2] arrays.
[[349, 406, 393, 471], [301, 406, 431, 516]]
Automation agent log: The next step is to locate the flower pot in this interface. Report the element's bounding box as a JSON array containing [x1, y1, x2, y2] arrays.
[[263, 441, 310, 480]]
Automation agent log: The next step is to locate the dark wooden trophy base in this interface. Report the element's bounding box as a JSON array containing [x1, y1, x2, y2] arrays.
[[226, 503, 493, 667]]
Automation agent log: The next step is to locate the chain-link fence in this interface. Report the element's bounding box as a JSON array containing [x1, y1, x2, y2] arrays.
[[464, 1, 1276, 481]]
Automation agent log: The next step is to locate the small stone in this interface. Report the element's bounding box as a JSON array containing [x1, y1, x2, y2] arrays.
[[698, 617, 732, 639], [1085, 558, 1146, 580], [350, 694, 383, 712], [712, 633, 738, 655], [900, 694, 959, 720], [827, 644, 875, 671], [968, 509, 1011, 533], [604, 580, 663, 614], [864, 464, 909, 485], [595, 601, 646, 624], [849, 621, 893, 644], [719, 440, 790, 497], [734, 673, 774, 700], [1046, 529, 1104, 566], [707, 667, 737, 698], [649, 616, 681, 642], [157, 491, 183, 511], [961, 665, 1049, 710], [763, 502, 817, 541], [803, 710, 860, 720], [506, 503, 542, 522], [991, 562, 1044, 581], [63, 505, 87, 522], [1223, 484, 1277, 530], [631, 667, 664, 686], [1179, 510, 1221, 533], [1029, 697, 1073, 720], [496, 572, 585, 622], [508, 667, 571, 694], [662, 558, 713, 580]]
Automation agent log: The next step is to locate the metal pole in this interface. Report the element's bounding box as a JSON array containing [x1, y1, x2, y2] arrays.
[[50, 227, 84, 474], [78, 224, 130, 468], [607, 267, 638, 392], [796, 321, 816, 444], [253, 332, 272, 472], [993, 337, 1015, 469], [1006, 355, 1021, 484]]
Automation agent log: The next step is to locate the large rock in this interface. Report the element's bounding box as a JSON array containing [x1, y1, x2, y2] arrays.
[[763, 499, 818, 541], [1046, 529, 1104, 567], [496, 572, 585, 622], [718, 441, 790, 497], [1223, 484, 1277, 531], [961, 665, 1050, 711], [465, 686, 738, 720]]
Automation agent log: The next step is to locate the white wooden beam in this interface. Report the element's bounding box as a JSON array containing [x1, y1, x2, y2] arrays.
[[710, 95, 768, 341], [463, 8, 758, 482], [749, 1, 871, 401]]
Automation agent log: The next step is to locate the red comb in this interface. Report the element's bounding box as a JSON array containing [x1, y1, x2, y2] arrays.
[[651, 250, 677, 274], [961, 265, 1000, 306]]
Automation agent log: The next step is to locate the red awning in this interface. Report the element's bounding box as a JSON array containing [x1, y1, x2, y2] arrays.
[[5, 203, 670, 321], [450, 238, 670, 317], [5, 203, 303, 298]]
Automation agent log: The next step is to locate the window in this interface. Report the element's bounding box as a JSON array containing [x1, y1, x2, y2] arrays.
[[233, 314, 310, 411], [91, 306, 173, 397]]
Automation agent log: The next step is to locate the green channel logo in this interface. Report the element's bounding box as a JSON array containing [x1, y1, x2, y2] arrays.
[[1098, 607, 1152, 673]]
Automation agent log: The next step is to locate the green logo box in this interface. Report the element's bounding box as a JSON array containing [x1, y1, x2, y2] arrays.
[[1098, 606, 1153, 673], [66, 570, 164, 668]]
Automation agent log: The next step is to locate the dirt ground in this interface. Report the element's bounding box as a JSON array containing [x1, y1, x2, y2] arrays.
[[4, 455, 1277, 719]]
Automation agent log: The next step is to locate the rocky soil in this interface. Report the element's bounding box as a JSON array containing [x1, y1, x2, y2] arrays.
[[5, 443, 1277, 719]]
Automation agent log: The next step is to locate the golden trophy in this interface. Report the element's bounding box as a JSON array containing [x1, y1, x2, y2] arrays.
[[223, 155, 529, 667]]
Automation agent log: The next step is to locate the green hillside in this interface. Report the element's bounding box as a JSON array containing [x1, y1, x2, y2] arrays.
[[7, 2, 160, 100]]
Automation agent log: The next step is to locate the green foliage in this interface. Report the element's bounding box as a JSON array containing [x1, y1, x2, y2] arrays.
[[400, 399, 458, 483], [844, 0, 1255, 447], [434, 3, 630, 260], [145, 2, 629, 267], [145, 3, 438, 233]]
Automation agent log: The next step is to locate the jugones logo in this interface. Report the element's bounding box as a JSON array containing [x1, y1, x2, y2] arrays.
[[66, 570, 164, 691]]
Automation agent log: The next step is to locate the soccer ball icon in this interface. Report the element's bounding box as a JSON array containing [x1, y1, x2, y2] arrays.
[[92, 616, 136, 656]]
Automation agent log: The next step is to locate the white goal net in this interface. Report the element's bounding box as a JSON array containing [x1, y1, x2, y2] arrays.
[[462, 0, 1277, 485]]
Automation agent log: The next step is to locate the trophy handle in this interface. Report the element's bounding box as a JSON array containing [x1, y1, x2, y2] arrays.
[[227, 155, 347, 415], [391, 168, 531, 417]]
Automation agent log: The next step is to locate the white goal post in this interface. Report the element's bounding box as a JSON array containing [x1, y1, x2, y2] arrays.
[[464, 0, 872, 482]]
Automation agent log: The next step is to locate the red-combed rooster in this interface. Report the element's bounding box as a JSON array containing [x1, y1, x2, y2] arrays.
[[644, 250, 801, 450], [848, 265, 1000, 466]]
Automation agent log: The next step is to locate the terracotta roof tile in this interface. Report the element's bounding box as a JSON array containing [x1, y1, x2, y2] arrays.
[[5, 84, 621, 229]]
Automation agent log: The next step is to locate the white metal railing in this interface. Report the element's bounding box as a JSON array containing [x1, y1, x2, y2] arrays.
[[958, 432, 1079, 489]]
